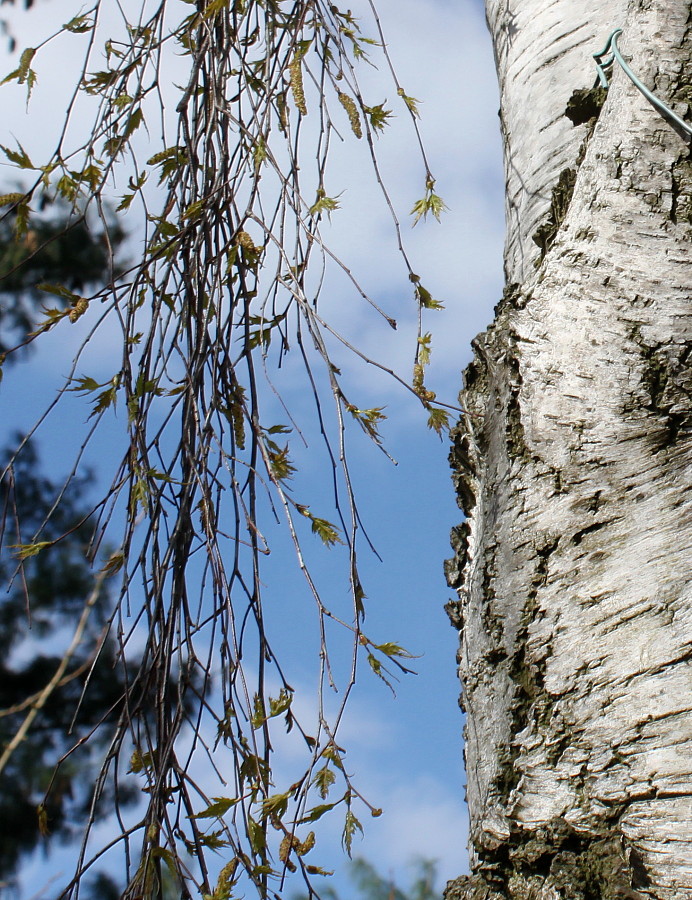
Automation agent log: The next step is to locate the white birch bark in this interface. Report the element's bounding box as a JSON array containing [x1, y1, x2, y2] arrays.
[[446, 0, 692, 896]]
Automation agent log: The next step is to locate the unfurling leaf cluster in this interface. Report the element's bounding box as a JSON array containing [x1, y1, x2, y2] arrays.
[[411, 184, 448, 225]]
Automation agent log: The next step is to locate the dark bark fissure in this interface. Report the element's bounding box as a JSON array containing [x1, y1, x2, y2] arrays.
[[670, 155, 692, 225], [531, 168, 577, 262], [564, 87, 608, 127], [657, 9, 692, 226], [532, 88, 607, 263], [445, 815, 652, 900], [633, 333, 692, 450], [492, 534, 559, 791]]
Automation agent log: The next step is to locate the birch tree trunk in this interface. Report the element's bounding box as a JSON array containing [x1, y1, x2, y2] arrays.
[[445, 1, 692, 897]]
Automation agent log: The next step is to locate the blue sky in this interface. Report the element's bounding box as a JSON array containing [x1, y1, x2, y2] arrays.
[[0, 0, 504, 895]]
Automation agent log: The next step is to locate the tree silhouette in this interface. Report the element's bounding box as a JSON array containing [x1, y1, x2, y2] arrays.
[[0, 437, 132, 879], [0, 201, 129, 886], [0, 197, 125, 356]]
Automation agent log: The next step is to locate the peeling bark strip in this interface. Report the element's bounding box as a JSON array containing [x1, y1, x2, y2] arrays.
[[447, 1, 692, 898]]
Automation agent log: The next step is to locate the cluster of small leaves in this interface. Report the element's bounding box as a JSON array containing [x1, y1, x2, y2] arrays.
[[0, 0, 452, 897], [411, 179, 448, 226], [407, 276, 450, 435], [364, 102, 394, 133], [360, 636, 418, 693], [2, 45, 35, 98]]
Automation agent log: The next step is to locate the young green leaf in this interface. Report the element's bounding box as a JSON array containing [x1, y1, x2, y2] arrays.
[[68, 376, 103, 394], [373, 641, 415, 659], [347, 405, 386, 441], [268, 445, 295, 481], [252, 136, 267, 172], [37, 283, 82, 304], [0, 143, 34, 169], [397, 86, 421, 118], [238, 753, 270, 788], [313, 765, 336, 800], [90, 385, 118, 418], [260, 790, 291, 821], [11, 541, 53, 560], [268, 688, 293, 718], [63, 14, 94, 33], [321, 743, 345, 770], [310, 516, 342, 547], [309, 188, 341, 219], [147, 145, 188, 183], [197, 835, 230, 859], [209, 857, 239, 900], [342, 809, 363, 857], [298, 800, 338, 824], [202, 0, 232, 20], [2, 47, 36, 99], [123, 107, 144, 139], [364, 102, 393, 133], [427, 407, 450, 437], [251, 694, 267, 729], [29, 306, 70, 336], [102, 551, 125, 576], [411, 190, 448, 225], [128, 749, 156, 774], [190, 797, 239, 820], [247, 816, 266, 855], [417, 332, 432, 367], [416, 284, 445, 309], [182, 199, 205, 221]]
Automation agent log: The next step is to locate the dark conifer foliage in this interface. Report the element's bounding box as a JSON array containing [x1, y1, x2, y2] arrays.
[[0, 198, 125, 355], [0, 436, 135, 880], [0, 197, 128, 884]]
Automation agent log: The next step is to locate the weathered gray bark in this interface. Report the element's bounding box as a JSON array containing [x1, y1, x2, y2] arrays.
[[446, 1, 692, 897]]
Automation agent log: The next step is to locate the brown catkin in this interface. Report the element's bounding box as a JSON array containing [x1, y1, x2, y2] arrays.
[[69, 298, 89, 322], [235, 230, 255, 252], [338, 92, 362, 138], [289, 60, 307, 115]]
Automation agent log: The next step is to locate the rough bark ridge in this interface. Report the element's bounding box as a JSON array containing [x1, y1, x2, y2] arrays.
[[446, 1, 692, 897]]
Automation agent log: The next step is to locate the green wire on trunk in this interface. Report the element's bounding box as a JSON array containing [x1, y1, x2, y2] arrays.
[[593, 28, 692, 138]]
